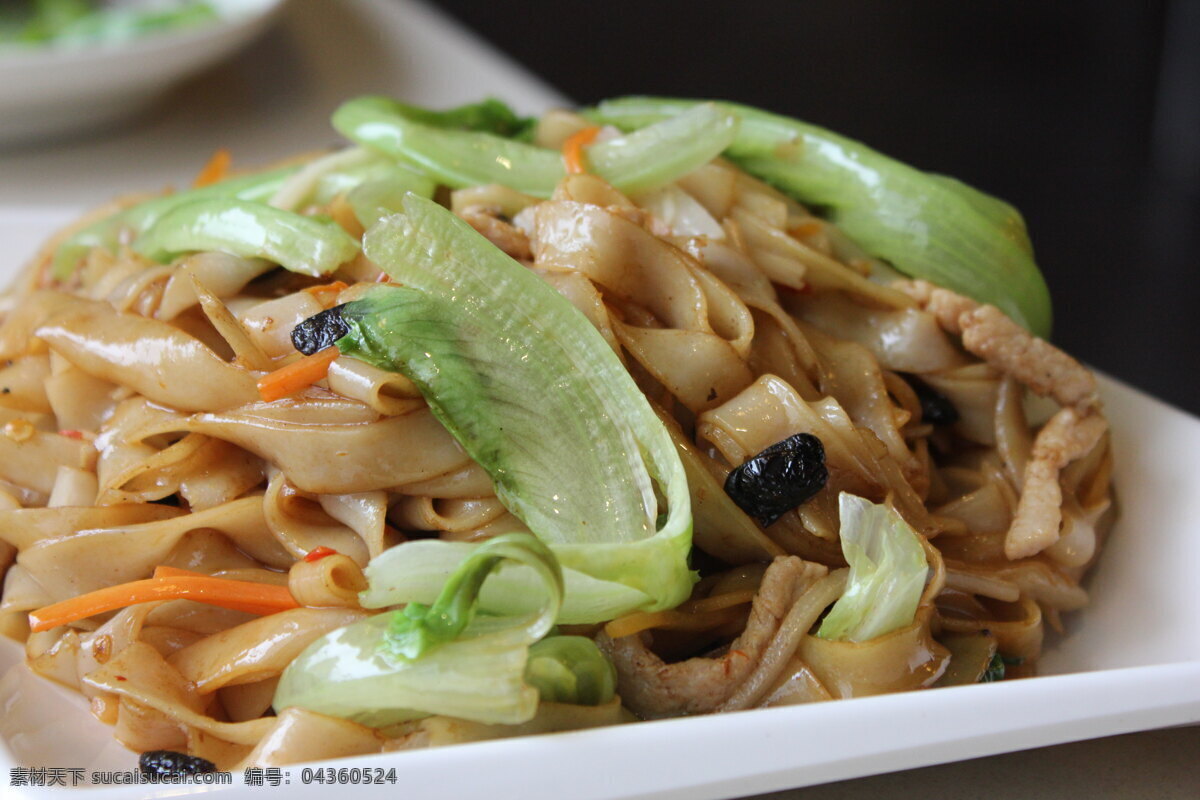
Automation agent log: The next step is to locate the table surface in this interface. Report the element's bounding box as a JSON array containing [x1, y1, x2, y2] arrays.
[[0, 1, 1195, 797]]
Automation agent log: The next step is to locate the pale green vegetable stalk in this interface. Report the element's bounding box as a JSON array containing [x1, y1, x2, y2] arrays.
[[367, 97, 537, 138], [311, 160, 392, 206], [379, 533, 563, 661], [275, 534, 574, 727], [816, 492, 929, 643], [301, 98, 535, 207], [524, 636, 617, 706], [360, 540, 651, 625], [331, 96, 738, 198], [586, 97, 1052, 337], [335, 193, 694, 617], [275, 535, 616, 725], [264, 146, 435, 215], [133, 198, 360, 277], [52, 165, 299, 279], [267, 146, 383, 211], [345, 166, 437, 229]]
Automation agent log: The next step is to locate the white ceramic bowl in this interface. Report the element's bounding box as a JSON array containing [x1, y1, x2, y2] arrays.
[[0, 0, 287, 147]]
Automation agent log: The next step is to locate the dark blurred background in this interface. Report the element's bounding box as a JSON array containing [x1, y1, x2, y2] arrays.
[[432, 0, 1200, 416]]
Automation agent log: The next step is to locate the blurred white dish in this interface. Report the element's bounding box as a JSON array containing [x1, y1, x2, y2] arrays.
[[0, 0, 286, 147]]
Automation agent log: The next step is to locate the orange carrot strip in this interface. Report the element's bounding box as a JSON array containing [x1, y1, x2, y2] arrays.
[[562, 126, 602, 175], [603, 590, 756, 638], [153, 565, 292, 595], [28, 575, 299, 632], [152, 565, 270, 608], [686, 589, 758, 614], [603, 610, 676, 639], [789, 220, 824, 238], [302, 281, 350, 307], [602, 590, 756, 639], [256, 346, 341, 402], [193, 148, 232, 188]]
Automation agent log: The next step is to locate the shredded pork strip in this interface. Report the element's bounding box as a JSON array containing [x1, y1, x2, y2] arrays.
[[1006, 407, 1108, 559], [597, 556, 827, 719], [895, 279, 1111, 558], [896, 279, 1099, 411]]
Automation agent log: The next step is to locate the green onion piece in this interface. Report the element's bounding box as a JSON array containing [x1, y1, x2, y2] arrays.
[[52, 165, 299, 279], [586, 97, 1052, 336], [274, 533, 564, 727], [524, 636, 616, 706], [133, 198, 360, 277], [933, 632, 999, 687], [336, 194, 694, 617], [331, 96, 738, 198], [980, 652, 1007, 683], [816, 492, 929, 643]]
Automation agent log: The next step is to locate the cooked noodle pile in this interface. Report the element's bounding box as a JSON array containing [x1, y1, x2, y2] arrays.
[[0, 108, 1113, 768]]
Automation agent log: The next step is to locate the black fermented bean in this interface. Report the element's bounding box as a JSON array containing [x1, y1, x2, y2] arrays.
[[901, 374, 959, 426], [724, 433, 828, 527], [138, 750, 217, 776], [291, 303, 350, 355]]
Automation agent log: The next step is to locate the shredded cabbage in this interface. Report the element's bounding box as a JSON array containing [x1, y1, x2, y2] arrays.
[[816, 492, 929, 642], [587, 97, 1052, 336], [335, 194, 695, 618], [273, 534, 563, 727], [332, 97, 738, 198]]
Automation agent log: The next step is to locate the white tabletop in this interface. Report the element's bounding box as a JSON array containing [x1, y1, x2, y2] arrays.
[[0, 1, 1193, 797]]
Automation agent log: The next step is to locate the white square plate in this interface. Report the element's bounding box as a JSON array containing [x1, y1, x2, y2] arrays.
[[1, 0, 1198, 789], [0, 205, 1198, 799]]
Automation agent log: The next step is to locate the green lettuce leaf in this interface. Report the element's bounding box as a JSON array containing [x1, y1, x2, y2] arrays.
[[586, 97, 1051, 336], [273, 533, 564, 727], [334, 193, 694, 619], [332, 97, 738, 198], [816, 492, 929, 642]]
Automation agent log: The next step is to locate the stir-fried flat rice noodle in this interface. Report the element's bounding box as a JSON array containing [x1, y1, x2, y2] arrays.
[[0, 101, 1113, 769]]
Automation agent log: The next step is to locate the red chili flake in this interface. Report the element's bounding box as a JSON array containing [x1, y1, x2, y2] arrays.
[[59, 429, 84, 440], [304, 546, 338, 563], [115, 676, 128, 682]]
